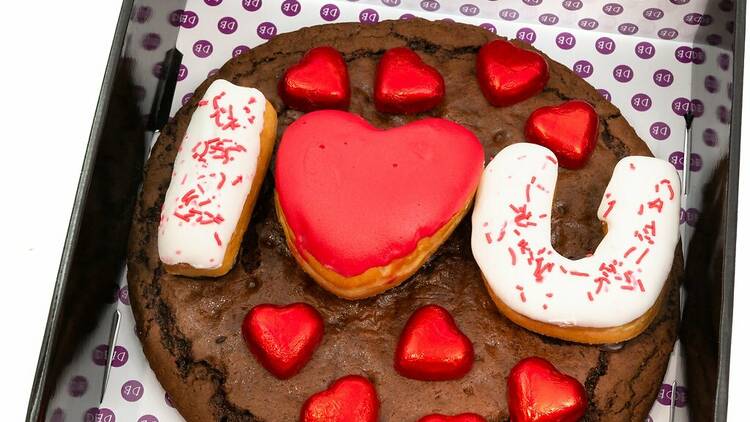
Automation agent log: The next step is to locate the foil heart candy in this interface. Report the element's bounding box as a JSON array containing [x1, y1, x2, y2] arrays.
[[375, 47, 445, 114], [279, 46, 350, 111]]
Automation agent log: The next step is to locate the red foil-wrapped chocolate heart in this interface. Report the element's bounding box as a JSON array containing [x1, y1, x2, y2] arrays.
[[300, 375, 379, 422], [279, 46, 350, 111], [241, 303, 324, 379], [524, 100, 599, 169], [476, 40, 549, 107], [374, 47, 445, 114], [394, 305, 474, 381], [418, 413, 487, 422], [507, 357, 587, 422]]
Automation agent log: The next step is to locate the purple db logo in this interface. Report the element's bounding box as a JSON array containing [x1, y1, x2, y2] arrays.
[[573, 60, 593, 78], [218, 17, 238, 34], [122, 380, 145, 402], [84, 408, 115, 422], [382, 0, 401, 6], [668, 152, 702, 172], [165, 393, 175, 408], [579, 18, 599, 30], [563, 0, 583, 10], [595, 37, 615, 55], [460, 4, 480, 16], [205, 0, 222, 5], [704, 128, 718, 146], [500, 9, 519, 21], [257, 22, 277, 39], [242, 0, 262, 12], [707, 34, 722, 45], [539, 13, 559, 25], [441, 18, 455, 23], [675, 46, 695, 63], [141, 33, 160, 51], [193, 40, 213, 58], [523, 0, 542, 5], [602, 3, 623, 15], [479, 23, 497, 33], [672, 97, 690, 115], [635, 41, 655, 59], [693, 47, 706, 64], [138, 416, 159, 422], [359, 9, 379, 24], [516, 28, 537, 44], [705, 75, 719, 93], [50, 408, 64, 422], [152, 62, 163, 79], [281, 0, 301, 16], [92, 344, 108, 365], [657, 384, 688, 406], [727, 21, 735, 34], [556, 32, 575, 50], [177, 64, 188, 82], [168, 10, 182, 27], [112, 345, 129, 367], [650, 122, 671, 140], [320, 4, 340, 21], [233, 45, 250, 58], [670, 0, 690, 4], [117, 286, 129, 305], [618, 23, 639, 35], [643, 8, 664, 20], [718, 105, 731, 124], [654, 69, 674, 87], [692, 99, 705, 117], [658, 28, 679, 40], [420, 0, 441, 11], [179, 10, 199, 28], [720, 0, 733, 11], [613, 65, 633, 83], [400, 13, 416, 19], [597, 89, 611, 101], [685, 13, 712, 26], [135, 6, 152, 23], [68, 375, 88, 397], [182, 93, 194, 106], [631, 93, 652, 111]]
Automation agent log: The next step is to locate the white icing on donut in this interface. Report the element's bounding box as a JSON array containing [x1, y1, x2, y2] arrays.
[[158, 79, 266, 269], [471, 143, 680, 328]]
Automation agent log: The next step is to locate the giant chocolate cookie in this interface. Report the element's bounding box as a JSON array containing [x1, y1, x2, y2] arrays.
[[128, 19, 681, 421]]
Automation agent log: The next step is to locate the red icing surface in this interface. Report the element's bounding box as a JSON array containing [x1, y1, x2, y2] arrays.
[[525, 100, 599, 169], [394, 305, 474, 381], [476, 40, 549, 107], [418, 413, 487, 422], [279, 46, 350, 111], [507, 357, 587, 422], [300, 375, 379, 422], [275, 110, 484, 277], [374, 47, 445, 114], [241, 303, 324, 379]]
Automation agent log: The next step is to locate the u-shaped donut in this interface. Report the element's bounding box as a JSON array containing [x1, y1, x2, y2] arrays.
[[471, 143, 680, 344]]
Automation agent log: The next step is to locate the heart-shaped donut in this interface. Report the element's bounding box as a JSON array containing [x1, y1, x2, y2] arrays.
[[300, 375, 379, 422], [275, 110, 484, 299], [476, 40, 549, 107], [524, 100, 598, 169], [394, 305, 474, 381], [279, 46, 350, 111], [241, 303, 324, 379], [507, 357, 587, 422], [374, 47, 445, 114]]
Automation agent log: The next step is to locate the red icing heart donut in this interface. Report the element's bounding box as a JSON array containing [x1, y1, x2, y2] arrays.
[[275, 110, 484, 279], [507, 357, 587, 422], [394, 305, 474, 381], [476, 40, 549, 107], [374, 47, 445, 114], [241, 303, 324, 379], [418, 413, 487, 422], [300, 375, 379, 422], [524, 100, 598, 169], [279, 46, 350, 111]]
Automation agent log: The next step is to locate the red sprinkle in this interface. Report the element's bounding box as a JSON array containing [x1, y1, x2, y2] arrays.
[[546, 155, 558, 164], [570, 271, 590, 277], [508, 248, 517, 266], [629, 163, 636, 170], [543, 304, 548, 310], [648, 198, 664, 213], [636, 248, 650, 264], [624, 246, 637, 258], [587, 292, 594, 301], [603, 200, 616, 219], [661, 179, 675, 200], [520, 292, 527, 303], [231, 175, 243, 186], [217, 172, 226, 190], [516, 285, 524, 291], [559, 265, 568, 274], [545, 292, 553, 298], [198, 100, 208, 106], [485, 233, 493, 244], [214, 232, 222, 246]]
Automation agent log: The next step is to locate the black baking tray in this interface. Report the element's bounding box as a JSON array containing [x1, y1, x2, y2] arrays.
[[26, 0, 744, 420]]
